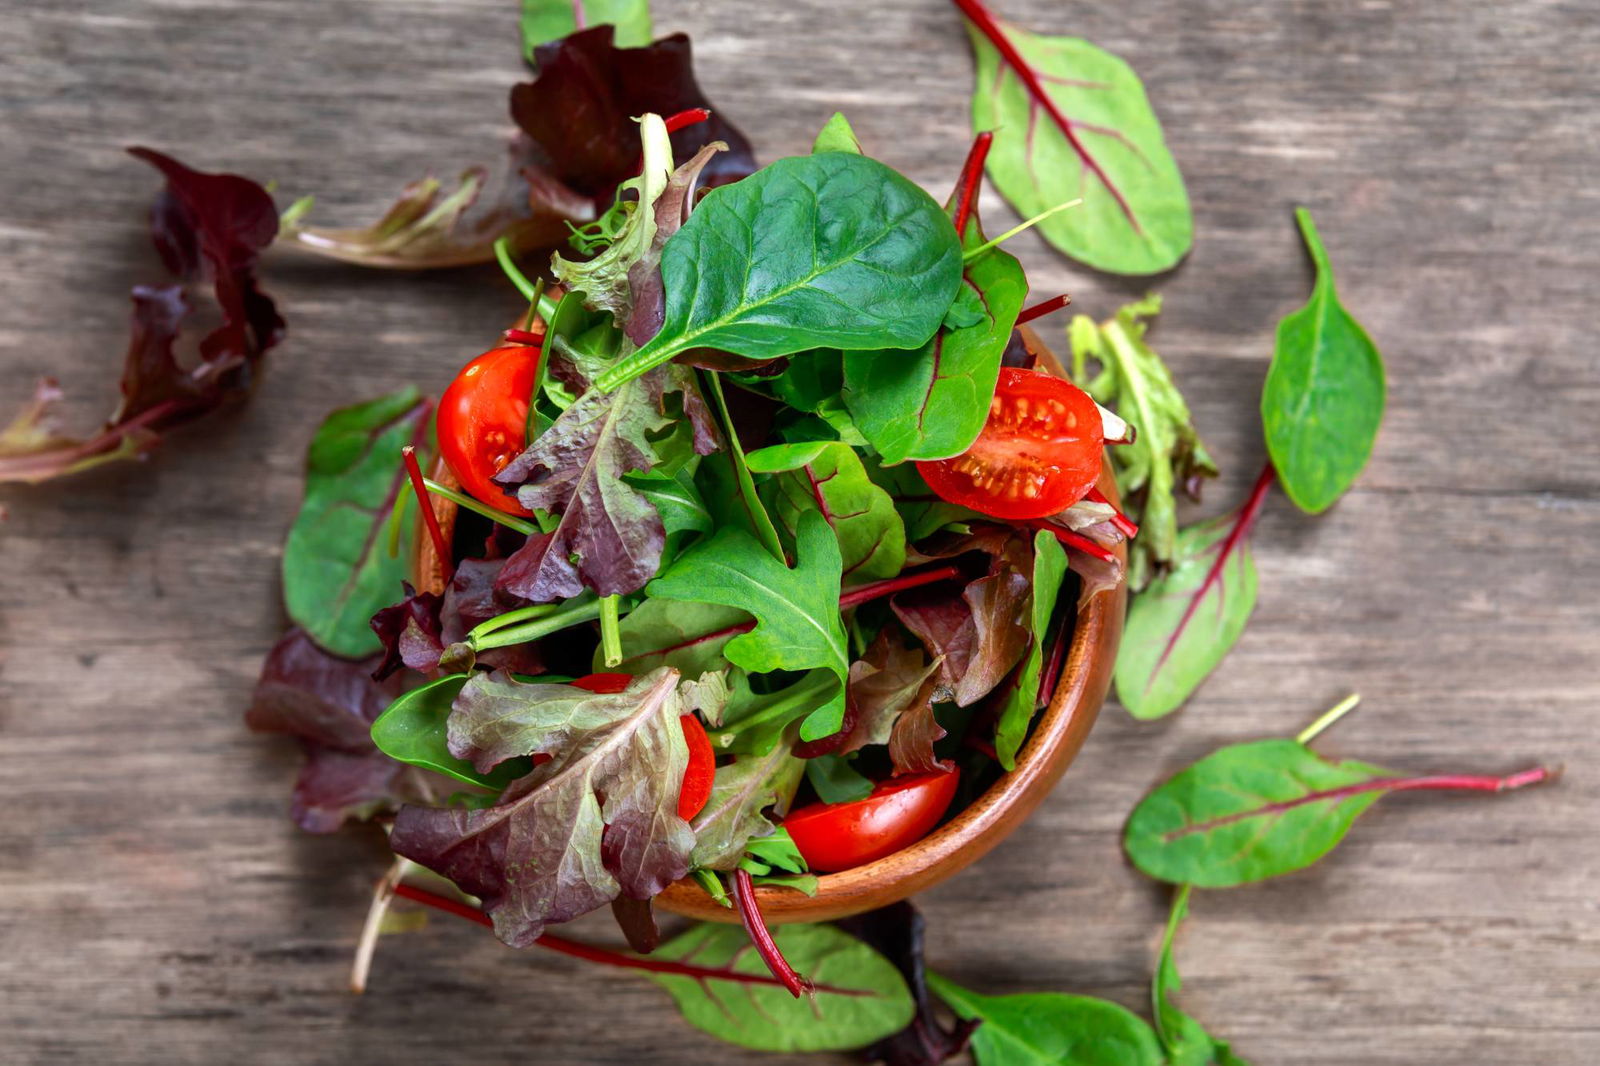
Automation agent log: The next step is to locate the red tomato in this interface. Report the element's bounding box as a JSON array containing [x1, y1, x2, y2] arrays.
[[437, 344, 541, 516], [569, 673, 713, 820], [917, 367, 1104, 521], [782, 770, 960, 872]]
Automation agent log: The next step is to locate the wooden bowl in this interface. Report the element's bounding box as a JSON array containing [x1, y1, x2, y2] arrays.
[[412, 343, 1126, 924]]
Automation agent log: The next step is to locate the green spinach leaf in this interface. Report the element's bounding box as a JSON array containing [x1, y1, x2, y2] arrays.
[[1155, 886, 1251, 1066], [812, 111, 864, 155], [648, 922, 915, 1052], [928, 973, 1164, 1066], [961, 2, 1191, 275], [282, 387, 426, 658], [595, 152, 963, 390], [521, 0, 653, 61], [1261, 209, 1386, 514], [993, 529, 1067, 769], [370, 675, 529, 791], [747, 440, 907, 583]]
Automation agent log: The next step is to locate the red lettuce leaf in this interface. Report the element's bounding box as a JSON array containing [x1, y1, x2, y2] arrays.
[[1, 149, 282, 485], [369, 583, 445, 681]]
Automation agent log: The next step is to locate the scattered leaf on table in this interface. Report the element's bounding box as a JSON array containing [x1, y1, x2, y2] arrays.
[[1154, 886, 1252, 1066], [928, 973, 1165, 1066], [521, 0, 653, 60]]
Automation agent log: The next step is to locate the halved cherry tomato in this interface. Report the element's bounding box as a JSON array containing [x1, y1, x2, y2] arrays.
[[782, 769, 960, 872], [437, 344, 541, 516], [570, 673, 713, 820], [917, 367, 1103, 521]]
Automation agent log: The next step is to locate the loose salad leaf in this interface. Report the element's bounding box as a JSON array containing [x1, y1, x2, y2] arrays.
[[842, 151, 1027, 464], [747, 440, 908, 583], [1113, 475, 1266, 720], [992, 529, 1067, 769], [1154, 887, 1251, 1066], [1, 150, 283, 485], [928, 973, 1165, 1066], [624, 140, 728, 347], [835, 903, 979, 1066], [648, 510, 850, 740], [390, 669, 694, 947], [521, 0, 653, 59], [1261, 209, 1386, 514], [812, 111, 864, 155], [1123, 738, 1553, 887], [1069, 296, 1217, 590], [959, 0, 1192, 275], [689, 740, 805, 869], [282, 387, 428, 658], [647, 922, 916, 1052], [594, 152, 964, 391]]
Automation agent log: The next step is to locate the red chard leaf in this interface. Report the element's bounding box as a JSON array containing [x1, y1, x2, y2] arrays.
[[368, 583, 446, 681]]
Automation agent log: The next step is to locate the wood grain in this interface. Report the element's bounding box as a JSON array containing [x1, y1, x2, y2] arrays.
[[1, 1, 1596, 1063]]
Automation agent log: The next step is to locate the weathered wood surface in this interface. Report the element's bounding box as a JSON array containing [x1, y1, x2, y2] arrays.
[[1, 0, 1596, 1062]]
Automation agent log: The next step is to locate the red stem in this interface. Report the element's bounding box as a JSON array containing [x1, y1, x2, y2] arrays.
[[502, 329, 543, 346], [951, 0, 1141, 234], [951, 132, 994, 235], [1085, 487, 1139, 539], [1031, 523, 1117, 563], [731, 869, 809, 998], [664, 108, 712, 134], [1036, 603, 1072, 707], [402, 445, 453, 582], [1015, 293, 1072, 326], [839, 564, 964, 609], [1165, 766, 1557, 840], [391, 883, 828, 991]]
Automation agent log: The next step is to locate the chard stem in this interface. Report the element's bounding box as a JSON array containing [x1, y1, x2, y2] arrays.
[[731, 869, 810, 998], [420, 477, 540, 535], [963, 198, 1083, 261], [1295, 693, 1362, 746], [403, 446, 453, 582]]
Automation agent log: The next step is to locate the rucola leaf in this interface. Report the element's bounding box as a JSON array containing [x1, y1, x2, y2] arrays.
[[1113, 469, 1270, 720], [928, 973, 1165, 1066], [959, 0, 1192, 275], [594, 152, 964, 391], [1069, 295, 1218, 590], [747, 440, 908, 583], [1123, 738, 1553, 887], [646, 922, 916, 1052], [389, 669, 695, 947], [1262, 209, 1386, 514], [282, 387, 427, 658], [521, 0, 653, 60], [608, 597, 751, 678], [992, 529, 1067, 770], [648, 510, 850, 740]]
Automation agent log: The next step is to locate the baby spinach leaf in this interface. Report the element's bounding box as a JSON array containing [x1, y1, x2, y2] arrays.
[[1154, 886, 1252, 1066], [1261, 209, 1386, 514], [960, 0, 1192, 275], [928, 973, 1164, 1066], [747, 440, 908, 583], [282, 387, 426, 658], [842, 164, 1027, 464], [812, 111, 864, 155], [521, 0, 653, 60], [390, 669, 693, 947], [648, 510, 849, 740], [1113, 469, 1270, 720], [806, 753, 875, 803], [1070, 296, 1218, 591], [647, 922, 915, 1052], [370, 674, 530, 791], [1126, 738, 1554, 887], [689, 739, 805, 869], [595, 152, 963, 390], [993, 530, 1067, 770]]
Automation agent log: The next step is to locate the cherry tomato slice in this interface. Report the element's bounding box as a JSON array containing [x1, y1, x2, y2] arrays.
[[782, 770, 960, 872], [437, 344, 541, 516], [916, 367, 1103, 521], [677, 715, 715, 821]]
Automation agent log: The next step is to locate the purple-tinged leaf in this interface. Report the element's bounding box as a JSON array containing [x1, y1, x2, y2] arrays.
[[689, 737, 805, 870], [369, 583, 445, 680], [840, 633, 942, 759], [836, 902, 979, 1066]]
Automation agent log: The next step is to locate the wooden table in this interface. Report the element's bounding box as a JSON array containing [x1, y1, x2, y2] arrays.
[[2, 1, 1595, 1062]]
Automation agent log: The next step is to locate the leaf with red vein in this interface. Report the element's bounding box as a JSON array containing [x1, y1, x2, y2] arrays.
[[1125, 737, 1555, 886], [746, 440, 908, 583], [956, 0, 1192, 275]]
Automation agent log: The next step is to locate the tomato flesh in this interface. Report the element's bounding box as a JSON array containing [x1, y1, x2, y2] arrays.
[[437, 344, 541, 516], [570, 673, 713, 820], [917, 367, 1103, 521], [782, 770, 960, 872]]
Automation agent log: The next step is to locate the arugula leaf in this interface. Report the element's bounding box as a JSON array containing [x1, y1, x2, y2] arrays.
[[390, 669, 693, 947], [842, 155, 1027, 464], [594, 152, 964, 390], [747, 440, 908, 583], [282, 387, 426, 658], [689, 740, 805, 869], [648, 510, 850, 740], [1155, 887, 1251, 1066], [647, 923, 916, 1052], [370, 674, 530, 791], [806, 753, 875, 803], [928, 973, 1165, 1066], [1262, 209, 1387, 514], [812, 111, 864, 154], [1069, 296, 1218, 590], [992, 529, 1067, 770], [740, 826, 808, 875], [1113, 482, 1265, 720], [521, 0, 653, 60], [1123, 738, 1552, 886], [959, 0, 1192, 275], [609, 596, 750, 677]]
